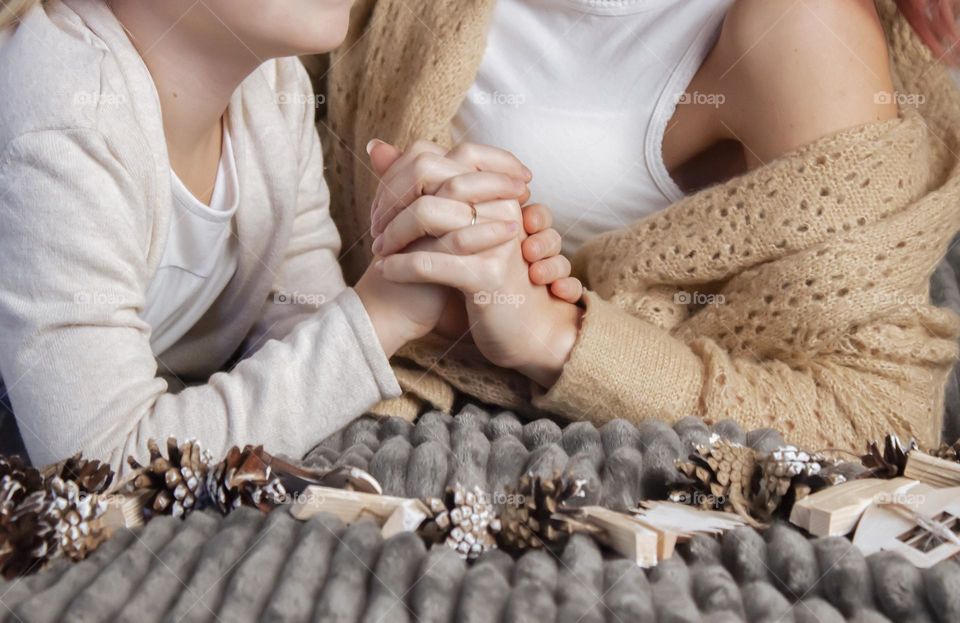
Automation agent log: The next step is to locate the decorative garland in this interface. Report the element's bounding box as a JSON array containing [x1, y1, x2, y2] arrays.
[[3, 432, 959, 579], [0, 438, 336, 579], [667, 440, 850, 528], [665, 433, 960, 528]]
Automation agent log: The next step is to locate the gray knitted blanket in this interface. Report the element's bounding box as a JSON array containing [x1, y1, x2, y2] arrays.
[[2, 508, 958, 623], [300, 407, 804, 508], [2, 406, 959, 622]]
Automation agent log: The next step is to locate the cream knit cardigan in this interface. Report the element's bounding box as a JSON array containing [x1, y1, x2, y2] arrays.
[[327, 0, 960, 451], [0, 0, 401, 472]]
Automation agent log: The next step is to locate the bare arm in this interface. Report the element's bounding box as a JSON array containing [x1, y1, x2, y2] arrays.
[[712, 0, 898, 166]]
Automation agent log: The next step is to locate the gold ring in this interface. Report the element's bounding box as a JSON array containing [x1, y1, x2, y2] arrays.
[[469, 205, 478, 226]]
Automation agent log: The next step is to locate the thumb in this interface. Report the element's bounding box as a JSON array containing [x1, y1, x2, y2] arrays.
[[366, 139, 403, 177]]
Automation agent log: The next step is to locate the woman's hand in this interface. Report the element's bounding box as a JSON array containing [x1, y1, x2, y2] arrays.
[[374, 199, 583, 387], [367, 139, 583, 305], [367, 139, 531, 236]]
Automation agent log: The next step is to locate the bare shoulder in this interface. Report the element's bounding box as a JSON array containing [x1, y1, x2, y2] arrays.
[[711, 0, 898, 164]]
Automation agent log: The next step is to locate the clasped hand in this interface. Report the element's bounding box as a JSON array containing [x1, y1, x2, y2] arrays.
[[356, 139, 583, 388]]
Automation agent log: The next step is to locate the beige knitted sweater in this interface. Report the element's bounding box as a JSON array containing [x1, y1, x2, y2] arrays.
[[327, 0, 960, 451]]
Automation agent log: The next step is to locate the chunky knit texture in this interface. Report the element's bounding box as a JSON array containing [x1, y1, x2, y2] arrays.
[[302, 406, 815, 507], [7, 511, 960, 623], [2, 407, 955, 623], [327, 0, 960, 450]]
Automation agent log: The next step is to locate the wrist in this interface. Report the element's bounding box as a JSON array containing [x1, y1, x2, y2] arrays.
[[517, 301, 582, 388], [355, 276, 415, 358]]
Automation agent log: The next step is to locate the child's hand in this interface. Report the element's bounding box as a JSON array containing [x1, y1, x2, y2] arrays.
[[368, 139, 583, 304], [519, 203, 583, 304]]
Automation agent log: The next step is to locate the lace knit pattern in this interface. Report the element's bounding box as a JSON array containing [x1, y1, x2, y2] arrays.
[[327, 0, 960, 451]]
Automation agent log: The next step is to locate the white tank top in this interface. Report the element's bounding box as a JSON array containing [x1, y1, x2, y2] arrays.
[[142, 127, 240, 356], [452, 0, 734, 255]]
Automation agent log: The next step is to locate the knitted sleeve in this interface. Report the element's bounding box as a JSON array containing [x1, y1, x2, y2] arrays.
[[534, 290, 958, 452], [536, 115, 960, 451]]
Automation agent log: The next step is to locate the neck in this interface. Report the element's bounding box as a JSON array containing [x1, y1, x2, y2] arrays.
[[108, 2, 260, 158]]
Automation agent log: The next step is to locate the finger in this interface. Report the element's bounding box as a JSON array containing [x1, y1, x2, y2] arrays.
[[366, 139, 403, 177], [375, 175, 526, 238], [374, 197, 522, 257], [521, 203, 553, 234], [378, 250, 491, 292], [371, 152, 470, 235], [521, 228, 562, 263], [529, 254, 572, 286], [445, 142, 532, 181], [371, 140, 450, 232], [373, 196, 477, 256], [367, 140, 404, 225], [474, 199, 524, 223], [435, 221, 520, 256], [436, 171, 527, 205], [518, 185, 532, 206], [551, 278, 584, 304]]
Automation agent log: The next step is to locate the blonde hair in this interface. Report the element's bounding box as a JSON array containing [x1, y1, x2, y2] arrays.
[[1, 0, 42, 30]]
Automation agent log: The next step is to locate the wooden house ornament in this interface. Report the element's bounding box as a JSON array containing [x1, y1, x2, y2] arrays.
[[852, 485, 960, 568]]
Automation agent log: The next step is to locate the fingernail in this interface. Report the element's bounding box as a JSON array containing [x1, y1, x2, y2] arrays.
[[522, 166, 533, 181], [373, 259, 384, 272], [366, 139, 384, 156], [372, 236, 384, 254]]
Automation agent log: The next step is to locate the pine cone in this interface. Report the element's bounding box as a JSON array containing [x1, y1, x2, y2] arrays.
[[497, 473, 588, 552], [45, 477, 108, 562], [861, 434, 917, 478], [126, 438, 211, 518], [753, 446, 845, 521], [421, 484, 501, 560], [1, 478, 59, 578], [206, 445, 287, 514], [0, 456, 44, 499], [44, 453, 113, 495], [670, 440, 761, 527], [930, 438, 960, 463]]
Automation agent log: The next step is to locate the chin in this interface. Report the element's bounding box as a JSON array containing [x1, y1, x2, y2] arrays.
[[213, 0, 354, 58], [292, 10, 351, 54]]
